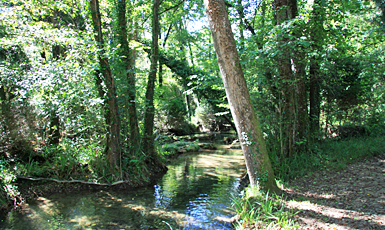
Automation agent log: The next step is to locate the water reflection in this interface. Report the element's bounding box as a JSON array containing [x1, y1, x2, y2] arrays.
[[0, 148, 245, 230]]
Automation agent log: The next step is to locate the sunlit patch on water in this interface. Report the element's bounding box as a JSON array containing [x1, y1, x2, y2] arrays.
[[0, 147, 245, 229]]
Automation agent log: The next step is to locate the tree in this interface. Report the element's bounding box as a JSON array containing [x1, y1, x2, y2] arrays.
[[309, 0, 325, 137], [89, 0, 121, 170], [374, 0, 385, 26], [116, 0, 140, 154], [204, 0, 279, 192], [274, 0, 299, 158], [143, 0, 166, 171]]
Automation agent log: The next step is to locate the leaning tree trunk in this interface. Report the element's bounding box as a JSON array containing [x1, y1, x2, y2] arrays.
[[204, 0, 279, 192], [89, 0, 121, 170]]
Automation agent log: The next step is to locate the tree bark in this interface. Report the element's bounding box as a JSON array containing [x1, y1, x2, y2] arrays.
[[205, 0, 279, 192], [89, 0, 121, 170], [274, 0, 298, 158], [292, 11, 308, 152], [309, 0, 324, 137], [0, 81, 9, 134], [143, 0, 166, 171], [309, 58, 321, 135], [294, 53, 308, 150], [116, 0, 140, 154]]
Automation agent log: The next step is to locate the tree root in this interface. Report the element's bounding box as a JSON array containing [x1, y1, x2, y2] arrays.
[[17, 175, 125, 186]]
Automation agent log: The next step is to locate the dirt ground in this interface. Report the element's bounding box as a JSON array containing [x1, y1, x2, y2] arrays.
[[284, 154, 385, 229]]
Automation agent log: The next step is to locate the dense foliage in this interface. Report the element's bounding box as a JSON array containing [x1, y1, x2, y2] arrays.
[[0, 0, 384, 212]]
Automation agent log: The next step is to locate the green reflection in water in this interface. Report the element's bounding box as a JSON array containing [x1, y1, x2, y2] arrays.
[[0, 148, 245, 230]]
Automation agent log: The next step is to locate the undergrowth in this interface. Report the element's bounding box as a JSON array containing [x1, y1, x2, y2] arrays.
[[0, 160, 20, 210], [15, 137, 156, 185]]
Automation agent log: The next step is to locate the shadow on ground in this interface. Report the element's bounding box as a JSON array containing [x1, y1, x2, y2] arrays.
[[284, 154, 385, 229]]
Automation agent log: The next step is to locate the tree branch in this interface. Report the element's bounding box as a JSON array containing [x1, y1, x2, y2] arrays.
[[159, 0, 184, 15], [17, 175, 125, 186]]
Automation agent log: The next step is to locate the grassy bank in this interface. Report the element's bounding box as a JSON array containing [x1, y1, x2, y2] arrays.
[[274, 136, 385, 181], [233, 136, 385, 229]]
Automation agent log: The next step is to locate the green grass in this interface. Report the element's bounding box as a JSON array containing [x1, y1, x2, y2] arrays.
[[272, 136, 385, 181], [232, 187, 299, 229]]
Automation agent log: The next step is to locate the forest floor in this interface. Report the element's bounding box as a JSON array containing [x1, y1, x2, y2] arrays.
[[284, 153, 385, 229]]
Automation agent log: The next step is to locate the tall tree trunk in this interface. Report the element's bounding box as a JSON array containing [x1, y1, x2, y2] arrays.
[[143, 0, 165, 171], [205, 0, 279, 192], [274, 0, 298, 158], [116, 0, 140, 154], [89, 0, 121, 170], [294, 54, 308, 150], [309, 0, 324, 137], [292, 16, 308, 152]]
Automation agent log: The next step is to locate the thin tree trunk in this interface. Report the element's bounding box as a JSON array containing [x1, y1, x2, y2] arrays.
[[205, 0, 279, 192], [236, 0, 245, 51], [309, 59, 321, 135], [89, 0, 121, 170], [159, 23, 173, 87]]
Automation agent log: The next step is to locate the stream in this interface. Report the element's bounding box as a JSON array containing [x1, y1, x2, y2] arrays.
[[0, 147, 246, 230]]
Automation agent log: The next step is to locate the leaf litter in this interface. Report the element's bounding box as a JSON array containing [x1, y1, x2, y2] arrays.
[[283, 154, 385, 229]]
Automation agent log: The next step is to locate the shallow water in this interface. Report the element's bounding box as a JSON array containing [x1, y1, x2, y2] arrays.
[[0, 148, 246, 230]]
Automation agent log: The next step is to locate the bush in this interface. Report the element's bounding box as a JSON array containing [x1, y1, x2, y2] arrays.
[[155, 84, 194, 135]]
